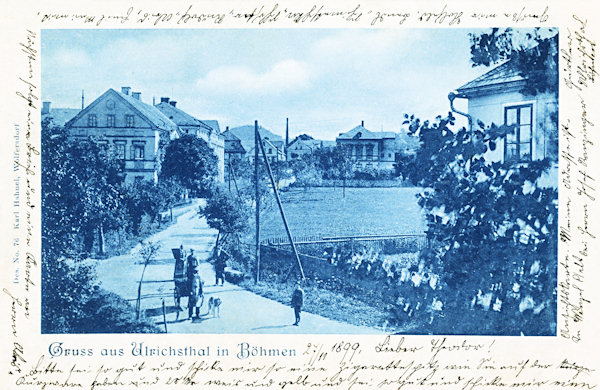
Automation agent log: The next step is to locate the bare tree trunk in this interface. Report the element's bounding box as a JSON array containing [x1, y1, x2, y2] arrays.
[[98, 224, 105, 255]]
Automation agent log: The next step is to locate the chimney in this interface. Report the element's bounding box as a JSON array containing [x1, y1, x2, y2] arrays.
[[160, 97, 170, 104], [169, 101, 177, 107], [42, 101, 51, 115], [226, 126, 229, 132], [132, 92, 141, 101], [361, 120, 364, 127], [121, 86, 131, 95]]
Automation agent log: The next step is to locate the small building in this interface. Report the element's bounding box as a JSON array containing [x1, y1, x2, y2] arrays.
[[222, 129, 247, 166], [155, 98, 225, 181], [454, 61, 558, 165], [336, 122, 398, 170], [247, 137, 285, 164], [286, 134, 322, 160], [65, 87, 179, 183]]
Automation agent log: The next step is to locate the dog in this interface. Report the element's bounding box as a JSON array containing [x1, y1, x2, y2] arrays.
[[207, 297, 222, 318]]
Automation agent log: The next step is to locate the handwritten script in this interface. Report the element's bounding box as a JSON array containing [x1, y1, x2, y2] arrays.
[[9, 339, 597, 389], [36, 3, 552, 27]]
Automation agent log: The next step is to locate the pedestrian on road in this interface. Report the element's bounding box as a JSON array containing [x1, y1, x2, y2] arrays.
[[291, 282, 304, 326], [214, 248, 227, 286], [189, 267, 204, 319]]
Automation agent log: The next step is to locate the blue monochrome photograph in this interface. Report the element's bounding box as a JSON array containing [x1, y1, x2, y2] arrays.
[[41, 28, 558, 335]]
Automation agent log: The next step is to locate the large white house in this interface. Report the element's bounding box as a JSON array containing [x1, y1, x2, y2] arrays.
[[454, 61, 558, 165]]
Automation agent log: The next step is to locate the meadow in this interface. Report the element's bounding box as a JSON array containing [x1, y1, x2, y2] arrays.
[[259, 186, 426, 240]]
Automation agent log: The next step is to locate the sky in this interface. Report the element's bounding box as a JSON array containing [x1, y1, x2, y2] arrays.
[[42, 29, 490, 140]]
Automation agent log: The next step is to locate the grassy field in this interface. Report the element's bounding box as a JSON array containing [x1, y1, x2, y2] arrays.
[[259, 187, 425, 240]]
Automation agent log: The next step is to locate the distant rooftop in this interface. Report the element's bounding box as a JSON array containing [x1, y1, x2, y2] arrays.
[[337, 124, 395, 140]]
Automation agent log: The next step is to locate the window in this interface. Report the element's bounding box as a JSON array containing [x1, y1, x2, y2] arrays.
[[268, 148, 272, 154], [355, 145, 363, 159], [106, 115, 115, 127], [132, 143, 144, 160], [504, 104, 533, 163], [87, 114, 97, 127], [114, 142, 126, 160], [125, 115, 135, 128], [366, 145, 374, 160]]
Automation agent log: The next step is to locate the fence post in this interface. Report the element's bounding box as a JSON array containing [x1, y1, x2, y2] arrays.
[[162, 299, 168, 334]]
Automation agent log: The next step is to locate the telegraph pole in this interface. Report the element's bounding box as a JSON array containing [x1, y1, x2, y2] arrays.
[[254, 120, 260, 283]]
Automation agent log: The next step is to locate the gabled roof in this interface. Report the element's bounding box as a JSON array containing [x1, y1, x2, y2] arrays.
[[224, 138, 246, 154], [222, 130, 240, 142], [115, 90, 178, 132], [337, 125, 395, 140], [42, 108, 80, 127], [66, 88, 178, 132], [155, 102, 206, 127], [200, 120, 221, 135], [288, 136, 321, 149], [456, 61, 525, 97]]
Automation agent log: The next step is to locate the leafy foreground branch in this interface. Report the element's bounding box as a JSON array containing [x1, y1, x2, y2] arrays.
[[401, 114, 557, 335]]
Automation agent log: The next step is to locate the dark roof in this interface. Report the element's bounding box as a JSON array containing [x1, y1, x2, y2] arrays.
[[155, 102, 206, 127], [200, 120, 221, 134], [225, 139, 246, 154], [222, 130, 240, 141], [229, 125, 283, 154], [115, 90, 178, 132], [42, 108, 80, 127], [456, 61, 525, 97], [337, 125, 395, 140]]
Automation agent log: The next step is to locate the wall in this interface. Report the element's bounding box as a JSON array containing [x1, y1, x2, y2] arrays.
[[467, 90, 558, 163], [69, 94, 161, 183]]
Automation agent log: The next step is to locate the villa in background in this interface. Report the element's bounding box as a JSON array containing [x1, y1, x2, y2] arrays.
[[336, 122, 398, 170]]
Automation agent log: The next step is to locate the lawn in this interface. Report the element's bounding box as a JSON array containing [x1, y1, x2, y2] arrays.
[[259, 186, 426, 240]]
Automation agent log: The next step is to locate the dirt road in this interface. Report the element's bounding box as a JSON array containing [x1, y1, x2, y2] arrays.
[[95, 201, 382, 334]]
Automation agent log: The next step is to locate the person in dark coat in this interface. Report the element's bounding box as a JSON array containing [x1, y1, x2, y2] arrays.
[[291, 282, 304, 326], [188, 268, 203, 319], [214, 248, 227, 286], [186, 249, 199, 292]]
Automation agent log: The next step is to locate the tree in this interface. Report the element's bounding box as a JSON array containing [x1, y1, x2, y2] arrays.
[[201, 185, 251, 237], [42, 121, 125, 255], [403, 114, 557, 335], [470, 28, 558, 95], [160, 134, 219, 196], [135, 241, 161, 319]]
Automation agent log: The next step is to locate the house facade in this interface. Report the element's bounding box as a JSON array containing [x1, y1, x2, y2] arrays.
[[247, 137, 285, 164], [336, 122, 398, 170], [455, 61, 558, 165], [65, 87, 179, 183], [155, 97, 225, 181], [222, 129, 246, 166], [286, 134, 322, 160]]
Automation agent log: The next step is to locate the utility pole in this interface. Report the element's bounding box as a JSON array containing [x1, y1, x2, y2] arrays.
[[257, 130, 305, 281], [254, 121, 260, 283], [285, 117, 289, 161]]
